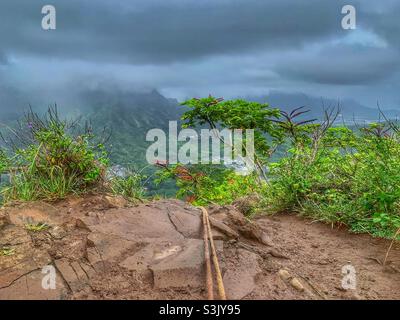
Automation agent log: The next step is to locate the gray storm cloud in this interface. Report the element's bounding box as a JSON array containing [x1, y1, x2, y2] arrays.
[[274, 45, 400, 85], [0, 0, 399, 115], [0, 51, 8, 65], [0, 0, 345, 63]]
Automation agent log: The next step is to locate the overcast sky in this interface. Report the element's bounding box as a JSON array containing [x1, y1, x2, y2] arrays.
[[0, 0, 399, 113]]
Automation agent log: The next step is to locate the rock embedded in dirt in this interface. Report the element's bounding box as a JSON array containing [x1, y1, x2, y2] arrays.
[[120, 245, 160, 273], [54, 235, 88, 261], [278, 269, 291, 281], [48, 226, 67, 240], [119, 242, 182, 274], [104, 195, 129, 208], [6, 203, 66, 227], [54, 259, 92, 293], [0, 245, 51, 288], [290, 278, 305, 292], [0, 224, 31, 247], [87, 232, 137, 263], [0, 269, 68, 300], [167, 209, 202, 239], [86, 207, 185, 243], [259, 232, 274, 246], [223, 249, 261, 300], [208, 206, 272, 245], [208, 216, 240, 239], [151, 239, 209, 289], [0, 225, 60, 299]]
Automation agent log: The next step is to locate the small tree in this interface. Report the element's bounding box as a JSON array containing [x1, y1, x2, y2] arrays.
[[181, 96, 283, 179]]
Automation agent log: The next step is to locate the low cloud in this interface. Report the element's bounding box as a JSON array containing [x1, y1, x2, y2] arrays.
[[274, 45, 400, 85], [0, 0, 399, 113]]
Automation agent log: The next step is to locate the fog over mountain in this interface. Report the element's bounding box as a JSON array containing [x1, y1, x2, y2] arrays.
[[1, 0, 400, 120], [248, 92, 400, 122]]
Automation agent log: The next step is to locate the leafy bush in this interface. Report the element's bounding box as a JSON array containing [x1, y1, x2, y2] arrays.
[[155, 163, 261, 206], [265, 122, 400, 238]]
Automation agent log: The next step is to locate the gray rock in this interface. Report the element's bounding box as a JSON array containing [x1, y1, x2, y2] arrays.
[[168, 209, 202, 239], [151, 239, 206, 289], [0, 269, 68, 300]]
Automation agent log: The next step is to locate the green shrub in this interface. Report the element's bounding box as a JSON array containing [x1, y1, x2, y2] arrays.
[[156, 163, 262, 206], [1, 108, 109, 202], [264, 123, 400, 238], [109, 171, 145, 202]]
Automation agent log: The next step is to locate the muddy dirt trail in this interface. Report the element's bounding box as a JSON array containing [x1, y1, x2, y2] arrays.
[[0, 195, 399, 300]]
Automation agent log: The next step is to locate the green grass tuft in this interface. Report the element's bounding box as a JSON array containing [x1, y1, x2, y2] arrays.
[[24, 222, 50, 232]]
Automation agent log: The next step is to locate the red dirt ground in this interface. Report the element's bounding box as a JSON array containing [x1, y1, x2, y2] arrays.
[[0, 195, 399, 300]]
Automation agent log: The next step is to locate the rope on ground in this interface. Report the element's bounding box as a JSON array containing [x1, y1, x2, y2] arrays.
[[200, 206, 227, 300], [202, 207, 214, 300]]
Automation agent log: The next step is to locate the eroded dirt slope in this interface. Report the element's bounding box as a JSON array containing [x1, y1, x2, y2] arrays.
[[0, 195, 399, 300]]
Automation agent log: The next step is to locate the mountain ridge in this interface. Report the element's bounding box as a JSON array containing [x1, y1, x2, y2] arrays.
[[246, 91, 399, 122]]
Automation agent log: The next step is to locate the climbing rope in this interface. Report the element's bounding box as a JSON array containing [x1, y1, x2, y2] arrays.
[[202, 208, 214, 300], [200, 206, 227, 300]]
